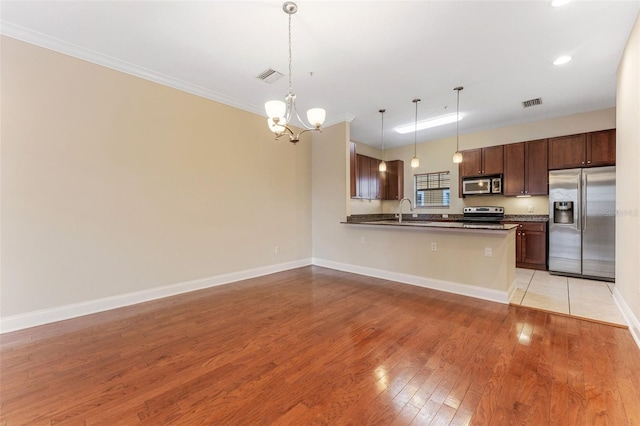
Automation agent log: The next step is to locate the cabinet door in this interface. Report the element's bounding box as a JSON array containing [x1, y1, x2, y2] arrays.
[[503, 143, 525, 196], [350, 142, 357, 198], [515, 229, 523, 263], [356, 154, 369, 199], [548, 134, 586, 169], [460, 148, 482, 177], [586, 129, 615, 167], [482, 145, 504, 175], [382, 160, 404, 200], [370, 158, 381, 199], [524, 139, 548, 196], [519, 222, 547, 270], [522, 231, 546, 267]]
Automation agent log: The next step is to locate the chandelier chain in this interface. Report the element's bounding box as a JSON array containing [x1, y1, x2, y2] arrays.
[[288, 11, 293, 95], [413, 99, 419, 157], [456, 89, 460, 151]]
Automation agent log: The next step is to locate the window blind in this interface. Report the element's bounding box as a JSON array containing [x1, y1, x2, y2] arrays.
[[415, 171, 450, 208]]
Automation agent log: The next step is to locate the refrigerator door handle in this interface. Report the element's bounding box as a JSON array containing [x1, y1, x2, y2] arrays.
[[576, 173, 582, 232], [582, 173, 587, 231]]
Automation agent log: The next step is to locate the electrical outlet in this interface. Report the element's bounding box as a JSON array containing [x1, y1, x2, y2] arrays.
[[412, 213, 418, 218], [485, 247, 492, 257], [431, 242, 437, 251], [528, 205, 534, 213], [274, 246, 280, 254], [361, 236, 366, 244], [442, 214, 449, 219]]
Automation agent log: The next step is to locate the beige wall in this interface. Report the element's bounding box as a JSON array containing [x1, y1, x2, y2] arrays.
[[616, 13, 640, 341], [1, 37, 312, 319]]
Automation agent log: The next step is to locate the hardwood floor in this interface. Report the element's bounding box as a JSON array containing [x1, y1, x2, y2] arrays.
[[2, 266, 639, 425]]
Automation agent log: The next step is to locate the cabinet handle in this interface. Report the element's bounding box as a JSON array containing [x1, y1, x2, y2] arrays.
[[587, 161, 591, 164], [582, 161, 585, 164]]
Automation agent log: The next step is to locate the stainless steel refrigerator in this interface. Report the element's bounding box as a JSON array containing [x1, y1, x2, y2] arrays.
[[548, 166, 615, 281]]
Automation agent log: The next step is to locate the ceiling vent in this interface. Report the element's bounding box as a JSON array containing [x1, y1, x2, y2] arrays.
[[522, 98, 543, 108], [256, 68, 284, 84]]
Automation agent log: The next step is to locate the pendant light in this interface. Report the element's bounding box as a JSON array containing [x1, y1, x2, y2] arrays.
[[264, 2, 326, 144], [379, 109, 387, 172], [411, 98, 421, 168], [452, 86, 464, 164]]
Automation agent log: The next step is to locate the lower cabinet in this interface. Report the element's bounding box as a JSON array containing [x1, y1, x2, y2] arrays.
[[506, 222, 547, 270]]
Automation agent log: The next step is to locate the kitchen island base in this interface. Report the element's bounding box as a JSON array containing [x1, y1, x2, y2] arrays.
[[334, 222, 517, 304]]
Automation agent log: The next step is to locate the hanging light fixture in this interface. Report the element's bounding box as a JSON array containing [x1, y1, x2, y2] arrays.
[[265, 2, 326, 144], [452, 86, 464, 164], [411, 98, 421, 168], [379, 109, 387, 172]]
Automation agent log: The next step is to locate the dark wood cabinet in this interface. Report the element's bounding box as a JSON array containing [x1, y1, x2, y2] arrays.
[[381, 160, 404, 200], [586, 129, 616, 167], [460, 146, 504, 178], [507, 222, 547, 270], [548, 129, 615, 169], [503, 139, 548, 196], [354, 154, 381, 199]]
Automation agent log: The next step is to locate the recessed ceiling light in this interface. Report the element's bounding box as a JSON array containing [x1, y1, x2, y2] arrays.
[[551, 0, 571, 7], [395, 113, 463, 134], [553, 55, 572, 65]]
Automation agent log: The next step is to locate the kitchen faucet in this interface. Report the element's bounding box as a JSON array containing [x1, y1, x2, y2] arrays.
[[397, 198, 413, 224]]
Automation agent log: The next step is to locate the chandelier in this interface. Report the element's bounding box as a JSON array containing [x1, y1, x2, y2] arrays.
[[265, 2, 326, 144]]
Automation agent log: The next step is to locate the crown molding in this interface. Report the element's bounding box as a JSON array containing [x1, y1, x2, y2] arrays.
[[1, 22, 358, 128], [0, 21, 266, 116]]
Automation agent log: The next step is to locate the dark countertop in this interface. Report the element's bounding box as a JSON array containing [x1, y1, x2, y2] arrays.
[[346, 213, 549, 224], [343, 220, 519, 232], [503, 215, 549, 222]]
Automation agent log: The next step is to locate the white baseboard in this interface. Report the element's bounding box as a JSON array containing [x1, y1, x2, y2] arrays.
[[312, 258, 510, 305], [612, 286, 640, 350], [0, 258, 312, 334]]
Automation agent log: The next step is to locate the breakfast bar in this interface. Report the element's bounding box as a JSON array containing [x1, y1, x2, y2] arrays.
[[341, 219, 518, 303]]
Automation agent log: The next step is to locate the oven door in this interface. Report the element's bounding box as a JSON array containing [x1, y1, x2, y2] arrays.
[[463, 178, 492, 195]]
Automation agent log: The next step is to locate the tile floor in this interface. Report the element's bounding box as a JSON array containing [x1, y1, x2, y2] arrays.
[[510, 268, 627, 326]]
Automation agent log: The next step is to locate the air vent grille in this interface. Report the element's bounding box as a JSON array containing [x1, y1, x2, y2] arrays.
[[256, 68, 284, 84], [522, 98, 543, 108]]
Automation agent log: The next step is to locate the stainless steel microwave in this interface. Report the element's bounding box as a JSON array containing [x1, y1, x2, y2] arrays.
[[462, 175, 502, 195]]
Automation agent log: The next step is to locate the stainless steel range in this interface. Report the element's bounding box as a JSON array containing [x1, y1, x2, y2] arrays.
[[460, 206, 505, 223]]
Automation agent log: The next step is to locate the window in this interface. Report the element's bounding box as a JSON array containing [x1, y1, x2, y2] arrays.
[[415, 171, 450, 208]]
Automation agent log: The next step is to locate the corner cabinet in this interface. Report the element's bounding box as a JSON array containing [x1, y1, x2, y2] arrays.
[[460, 146, 504, 178], [505, 222, 547, 270], [548, 129, 615, 169], [503, 139, 548, 196]]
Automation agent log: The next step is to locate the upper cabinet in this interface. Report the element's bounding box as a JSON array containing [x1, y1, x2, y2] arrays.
[[381, 160, 404, 201], [503, 139, 548, 196], [586, 129, 616, 167], [355, 154, 381, 200], [460, 145, 504, 178], [548, 129, 615, 169], [350, 145, 404, 200]]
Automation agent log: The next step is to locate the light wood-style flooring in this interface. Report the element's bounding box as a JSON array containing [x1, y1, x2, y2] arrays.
[[2, 266, 639, 425]]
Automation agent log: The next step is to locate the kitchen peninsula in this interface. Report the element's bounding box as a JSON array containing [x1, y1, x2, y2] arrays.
[[342, 218, 518, 304]]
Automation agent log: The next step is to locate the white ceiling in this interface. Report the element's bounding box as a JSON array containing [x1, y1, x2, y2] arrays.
[[1, 1, 639, 148]]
